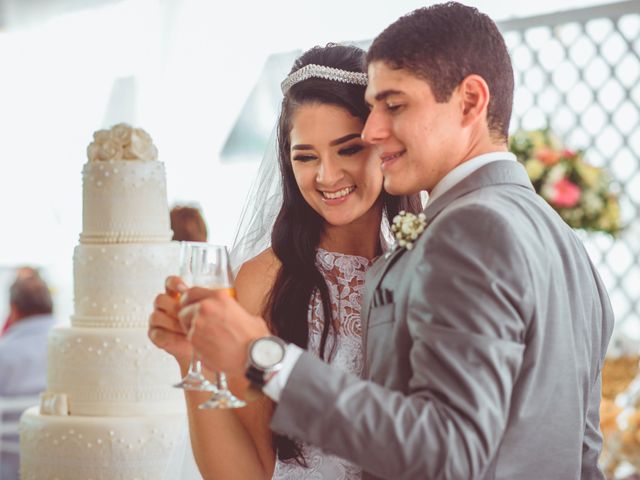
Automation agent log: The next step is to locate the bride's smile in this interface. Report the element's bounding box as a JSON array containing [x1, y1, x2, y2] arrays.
[[320, 185, 356, 202]]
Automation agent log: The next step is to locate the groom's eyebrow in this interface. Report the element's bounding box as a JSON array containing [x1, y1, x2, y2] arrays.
[[374, 89, 403, 101], [329, 133, 361, 146]]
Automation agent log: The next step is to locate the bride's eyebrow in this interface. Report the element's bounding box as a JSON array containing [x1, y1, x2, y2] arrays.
[[292, 144, 314, 150], [292, 133, 361, 151], [329, 133, 361, 146]]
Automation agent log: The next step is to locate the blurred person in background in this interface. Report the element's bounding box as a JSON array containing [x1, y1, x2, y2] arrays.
[[170, 205, 208, 242], [0, 268, 55, 480], [1, 267, 43, 336]]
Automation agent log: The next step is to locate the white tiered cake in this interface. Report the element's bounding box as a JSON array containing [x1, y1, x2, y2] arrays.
[[19, 124, 186, 479]]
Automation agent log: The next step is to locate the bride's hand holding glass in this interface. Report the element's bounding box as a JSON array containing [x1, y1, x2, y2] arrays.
[[148, 277, 192, 368]]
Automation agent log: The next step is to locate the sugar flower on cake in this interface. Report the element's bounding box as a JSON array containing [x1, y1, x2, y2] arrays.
[[87, 123, 158, 162], [510, 128, 622, 236], [110, 123, 132, 145]]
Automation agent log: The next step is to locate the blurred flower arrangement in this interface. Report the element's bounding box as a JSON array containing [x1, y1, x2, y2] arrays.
[[509, 129, 622, 235], [598, 334, 640, 478]]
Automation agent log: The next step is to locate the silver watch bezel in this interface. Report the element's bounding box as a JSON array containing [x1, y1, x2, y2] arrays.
[[248, 336, 287, 372]]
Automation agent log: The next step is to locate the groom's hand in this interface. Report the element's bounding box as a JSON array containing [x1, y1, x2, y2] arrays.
[[178, 288, 270, 376]]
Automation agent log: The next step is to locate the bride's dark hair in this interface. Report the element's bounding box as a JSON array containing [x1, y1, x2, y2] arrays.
[[267, 44, 422, 464]]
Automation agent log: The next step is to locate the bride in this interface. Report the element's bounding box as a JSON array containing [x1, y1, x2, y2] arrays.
[[148, 43, 421, 479]]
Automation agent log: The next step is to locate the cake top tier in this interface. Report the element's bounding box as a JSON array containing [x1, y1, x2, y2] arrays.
[[80, 124, 172, 244], [87, 123, 158, 163]]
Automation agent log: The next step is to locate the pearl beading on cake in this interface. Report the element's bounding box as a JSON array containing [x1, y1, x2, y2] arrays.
[[71, 315, 152, 328], [79, 233, 173, 244], [83, 160, 166, 187]]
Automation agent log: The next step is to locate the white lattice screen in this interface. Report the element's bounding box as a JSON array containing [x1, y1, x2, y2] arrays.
[[499, 0, 640, 334]]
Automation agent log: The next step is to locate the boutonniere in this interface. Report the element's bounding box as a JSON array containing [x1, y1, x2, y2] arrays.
[[391, 211, 427, 251]]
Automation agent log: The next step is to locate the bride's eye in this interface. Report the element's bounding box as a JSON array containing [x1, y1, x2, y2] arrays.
[[293, 154, 317, 162], [338, 145, 365, 156]]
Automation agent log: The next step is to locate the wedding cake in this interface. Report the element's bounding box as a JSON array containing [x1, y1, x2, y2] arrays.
[[19, 124, 186, 479]]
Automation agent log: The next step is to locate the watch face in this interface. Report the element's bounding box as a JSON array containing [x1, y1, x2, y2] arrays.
[[251, 338, 285, 368]]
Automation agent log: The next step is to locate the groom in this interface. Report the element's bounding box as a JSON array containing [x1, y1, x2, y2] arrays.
[[174, 3, 614, 479]]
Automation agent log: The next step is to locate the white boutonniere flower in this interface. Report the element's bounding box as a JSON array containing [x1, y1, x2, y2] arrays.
[[391, 211, 427, 250]]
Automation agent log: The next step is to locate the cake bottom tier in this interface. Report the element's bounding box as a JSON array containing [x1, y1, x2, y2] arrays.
[[20, 408, 187, 480]]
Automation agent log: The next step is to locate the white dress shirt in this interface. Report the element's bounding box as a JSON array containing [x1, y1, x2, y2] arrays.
[[427, 151, 516, 205], [263, 151, 516, 402]]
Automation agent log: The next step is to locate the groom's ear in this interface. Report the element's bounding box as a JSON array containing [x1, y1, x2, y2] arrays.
[[458, 74, 490, 128]]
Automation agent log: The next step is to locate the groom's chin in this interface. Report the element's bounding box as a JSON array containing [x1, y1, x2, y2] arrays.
[[383, 176, 419, 197]]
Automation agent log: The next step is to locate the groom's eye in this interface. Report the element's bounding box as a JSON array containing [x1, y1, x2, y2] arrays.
[[386, 103, 402, 112]]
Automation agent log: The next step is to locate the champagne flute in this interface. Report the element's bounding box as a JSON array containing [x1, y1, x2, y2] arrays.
[[173, 242, 217, 392], [183, 243, 247, 409]]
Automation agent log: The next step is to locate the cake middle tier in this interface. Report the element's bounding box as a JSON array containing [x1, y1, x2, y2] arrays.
[[47, 327, 185, 416], [72, 242, 179, 328]]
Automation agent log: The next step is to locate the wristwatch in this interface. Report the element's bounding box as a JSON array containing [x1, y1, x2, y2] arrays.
[[245, 336, 287, 395]]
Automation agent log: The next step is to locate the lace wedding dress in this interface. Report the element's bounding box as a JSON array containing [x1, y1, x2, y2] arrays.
[[273, 248, 373, 480]]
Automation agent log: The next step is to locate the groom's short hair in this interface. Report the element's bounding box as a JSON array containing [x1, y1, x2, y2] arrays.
[[367, 2, 514, 142]]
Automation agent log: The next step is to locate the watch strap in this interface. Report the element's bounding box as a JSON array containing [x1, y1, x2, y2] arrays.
[[245, 365, 277, 401], [245, 364, 267, 387]]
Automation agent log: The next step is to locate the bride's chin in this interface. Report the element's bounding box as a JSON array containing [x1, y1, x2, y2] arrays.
[[321, 214, 354, 228]]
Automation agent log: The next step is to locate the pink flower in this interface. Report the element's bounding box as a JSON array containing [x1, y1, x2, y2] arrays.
[[552, 178, 581, 208]]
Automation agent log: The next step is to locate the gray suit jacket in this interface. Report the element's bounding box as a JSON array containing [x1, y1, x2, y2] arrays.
[[271, 160, 614, 479]]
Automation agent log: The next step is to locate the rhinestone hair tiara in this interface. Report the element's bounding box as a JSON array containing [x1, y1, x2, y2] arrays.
[[280, 64, 368, 94]]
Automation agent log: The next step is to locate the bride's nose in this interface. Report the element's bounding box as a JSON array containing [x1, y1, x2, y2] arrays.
[[316, 156, 344, 186]]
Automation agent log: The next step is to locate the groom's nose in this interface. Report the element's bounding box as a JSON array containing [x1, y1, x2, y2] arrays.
[[361, 109, 389, 145]]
